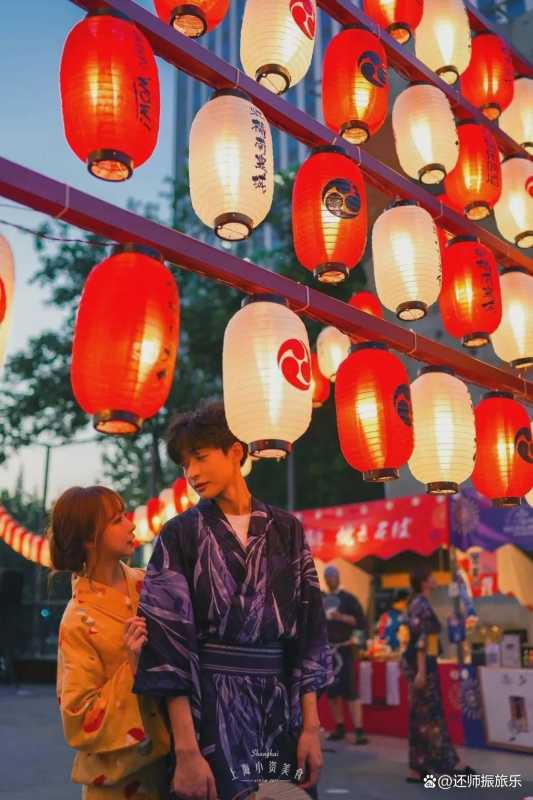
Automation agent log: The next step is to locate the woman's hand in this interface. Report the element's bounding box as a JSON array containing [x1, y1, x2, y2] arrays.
[[124, 616, 147, 673], [172, 750, 218, 800], [413, 670, 426, 690], [296, 727, 323, 790]]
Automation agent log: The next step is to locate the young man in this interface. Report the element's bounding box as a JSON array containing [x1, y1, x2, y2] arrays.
[[134, 400, 333, 800], [323, 565, 369, 745]]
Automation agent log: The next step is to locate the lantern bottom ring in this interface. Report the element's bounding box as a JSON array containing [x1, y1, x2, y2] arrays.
[[249, 439, 291, 459], [427, 481, 458, 495], [363, 468, 399, 483], [255, 64, 291, 95], [171, 5, 207, 37], [418, 163, 446, 185], [88, 150, 133, 183], [510, 356, 533, 370], [480, 103, 501, 121], [463, 332, 490, 348], [396, 301, 427, 321], [523, 142, 533, 155], [314, 263, 349, 284], [515, 230, 533, 249], [493, 497, 521, 508], [340, 120, 369, 145], [388, 23, 412, 45], [465, 201, 491, 221], [436, 66, 459, 85], [94, 410, 142, 436], [215, 212, 253, 242]]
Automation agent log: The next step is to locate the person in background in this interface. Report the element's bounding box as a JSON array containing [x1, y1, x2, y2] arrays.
[[50, 485, 170, 800], [376, 589, 409, 651], [323, 565, 369, 745], [401, 566, 475, 783]]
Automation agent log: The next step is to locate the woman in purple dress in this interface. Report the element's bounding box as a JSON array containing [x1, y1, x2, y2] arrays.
[[134, 401, 333, 800]]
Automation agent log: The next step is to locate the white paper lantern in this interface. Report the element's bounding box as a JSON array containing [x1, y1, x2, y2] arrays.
[[223, 295, 312, 458], [392, 84, 459, 184], [241, 455, 253, 477], [494, 156, 533, 249], [240, 0, 316, 94], [186, 482, 200, 506], [0, 235, 15, 375], [499, 77, 533, 155], [372, 201, 442, 321], [159, 487, 177, 524], [134, 505, 153, 544], [409, 367, 476, 494], [491, 268, 533, 370], [316, 326, 351, 382], [189, 89, 274, 241], [415, 0, 471, 85]]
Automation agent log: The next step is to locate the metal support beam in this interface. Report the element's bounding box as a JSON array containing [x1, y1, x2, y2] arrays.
[[68, 0, 533, 274], [0, 156, 530, 403]]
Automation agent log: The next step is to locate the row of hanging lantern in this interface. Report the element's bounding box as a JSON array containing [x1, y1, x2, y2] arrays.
[[0, 235, 15, 376]]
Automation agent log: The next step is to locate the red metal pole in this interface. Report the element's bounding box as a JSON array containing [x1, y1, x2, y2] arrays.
[[0, 156, 530, 403]]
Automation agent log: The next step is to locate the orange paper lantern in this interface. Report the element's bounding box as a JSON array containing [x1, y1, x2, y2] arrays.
[[60, 12, 160, 181], [292, 146, 367, 284], [444, 122, 501, 221], [362, 0, 423, 44], [147, 497, 163, 534], [153, 0, 229, 37], [173, 478, 191, 513], [439, 237, 502, 348], [472, 393, 533, 507], [323, 27, 388, 144], [348, 291, 384, 343], [311, 351, 330, 408], [71, 245, 180, 436], [460, 33, 514, 121]]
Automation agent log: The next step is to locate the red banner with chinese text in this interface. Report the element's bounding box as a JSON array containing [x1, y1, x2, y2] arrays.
[[295, 494, 449, 562]]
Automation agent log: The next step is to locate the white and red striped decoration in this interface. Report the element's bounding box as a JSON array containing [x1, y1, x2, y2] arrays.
[[0, 506, 51, 567]]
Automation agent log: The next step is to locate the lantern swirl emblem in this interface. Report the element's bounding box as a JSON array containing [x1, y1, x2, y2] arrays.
[[277, 339, 311, 391], [515, 428, 533, 466], [358, 51, 387, 88], [290, 0, 316, 39], [322, 179, 360, 219], [394, 384, 413, 428]]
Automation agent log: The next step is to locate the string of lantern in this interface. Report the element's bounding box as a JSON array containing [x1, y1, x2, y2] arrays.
[[0, 507, 51, 568]]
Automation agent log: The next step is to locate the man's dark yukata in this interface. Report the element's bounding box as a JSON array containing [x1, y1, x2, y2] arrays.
[[134, 497, 333, 800]]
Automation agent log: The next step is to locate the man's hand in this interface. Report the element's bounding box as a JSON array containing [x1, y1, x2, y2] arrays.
[[172, 751, 218, 800], [124, 616, 147, 673], [296, 727, 323, 790]]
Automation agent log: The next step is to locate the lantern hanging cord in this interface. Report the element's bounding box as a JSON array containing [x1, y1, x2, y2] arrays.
[[0, 216, 114, 247]]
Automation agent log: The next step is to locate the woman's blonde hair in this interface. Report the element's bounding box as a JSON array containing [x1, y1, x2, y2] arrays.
[[48, 485, 124, 573]]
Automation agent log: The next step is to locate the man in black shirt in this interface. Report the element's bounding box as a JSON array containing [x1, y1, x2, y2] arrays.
[[323, 565, 369, 745]]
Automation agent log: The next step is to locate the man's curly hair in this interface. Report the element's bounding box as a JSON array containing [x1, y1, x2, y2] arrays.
[[166, 399, 248, 466]]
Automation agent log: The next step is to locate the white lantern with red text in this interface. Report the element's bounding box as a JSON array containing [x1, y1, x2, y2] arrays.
[[223, 295, 312, 458], [491, 268, 533, 370], [494, 156, 533, 249]]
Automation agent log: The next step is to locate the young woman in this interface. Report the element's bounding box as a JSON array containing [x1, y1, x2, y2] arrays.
[[50, 485, 170, 799]]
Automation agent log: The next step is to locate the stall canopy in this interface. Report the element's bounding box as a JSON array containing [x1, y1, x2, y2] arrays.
[[451, 489, 533, 553]]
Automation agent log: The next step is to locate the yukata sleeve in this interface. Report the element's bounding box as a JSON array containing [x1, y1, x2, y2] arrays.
[[57, 620, 144, 753], [408, 597, 434, 652], [133, 519, 200, 702]]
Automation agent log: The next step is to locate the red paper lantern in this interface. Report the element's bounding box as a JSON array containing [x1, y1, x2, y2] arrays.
[[348, 291, 384, 342], [439, 237, 502, 348], [362, 0, 423, 44], [335, 343, 413, 481], [444, 122, 502, 221], [60, 12, 160, 181], [460, 33, 514, 121], [153, 0, 229, 37], [173, 478, 190, 513], [71, 245, 180, 436], [311, 352, 330, 408], [472, 393, 533, 507], [292, 146, 367, 284], [323, 27, 389, 144], [147, 497, 162, 534]]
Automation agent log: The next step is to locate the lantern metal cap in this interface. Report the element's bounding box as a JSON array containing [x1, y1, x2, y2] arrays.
[[249, 439, 292, 459], [364, 468, 399, 483], [94, 410, 142, 437], [340, 120, 369, 145], [212, 88, 252, 103], [388, 22, 412, 45], [255, 63, 291, 95], [463, 332, 490, 349], [427, 482, 458, 495], [481, 103, 502, 121], [435, 66, 459, 85], [214, 211, 253, 241], [241, 294, 288, 309], [501, 153, 529, 164], [86, 9, 129, 20], [465, 201, 491, 221], [171, 5, 207, 37], [314, 263, 350, 285], [350, 342, 388, 354], [387, 198, 417, 211], [493, 497, 521, 508], [88, 149, 133, 182], [397, 300, 427, 321], [500, 266, 529, 276], [448, 235, 478, 246], [511, 356, 533, 370], [456, 119, 476, 128], [419, 365, 455, 377], [483, 390, 514, 400], [516, 230, 533, 249], [418, 163, 446, 185], [310, 145, 347, 157], [112, 243, 163, 261]]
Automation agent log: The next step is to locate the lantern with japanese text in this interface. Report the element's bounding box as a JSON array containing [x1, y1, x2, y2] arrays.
[[311, 351, 330, 408], [159, 488, 177, 524], [316, 326, 351, 382], [444, 122, 501, 221], [133, 505, 153, 544], [494, 156, 533, 249], [147, 497, 163, 534], [336, 343, 413, 482], [223, 295, 312, 458], [173, 478, 191, 514], [392, 84, 459, 184], [408, 367, 476, 494], [372, 201, 442, 321], [362, 0, 423, 44], [0, 235, 15, 375], [348, 291, 384, 343], [323, 27, 388, 145], [60, 12, 160, 181], [415, 0, 471, 85], [500, 77, 533, 155], [71, 245, 180, 436], [460, 33, 514, 121], [240, 0, 316, 94], [292, 146, 367, 284], [189, 90, 274, 241], [491, 268, 533, 370], [472, 393, 533, 507], [153, 0, 229, 37], [439, 237, 502, 348]]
